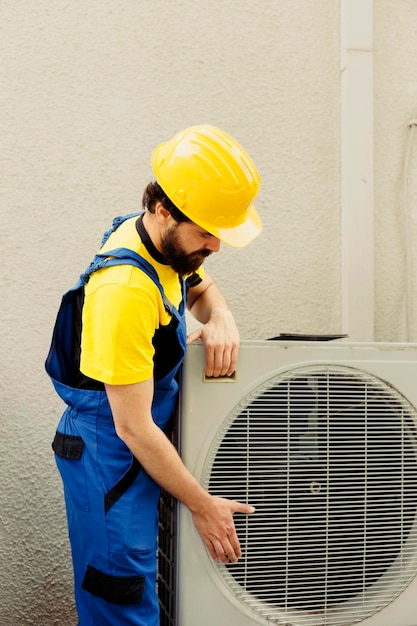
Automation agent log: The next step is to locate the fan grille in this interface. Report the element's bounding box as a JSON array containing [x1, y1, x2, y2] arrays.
[[204, 365, 417, 626]]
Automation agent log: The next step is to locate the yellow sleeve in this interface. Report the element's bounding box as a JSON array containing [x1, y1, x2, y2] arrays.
[[80, 277, 159, 385]]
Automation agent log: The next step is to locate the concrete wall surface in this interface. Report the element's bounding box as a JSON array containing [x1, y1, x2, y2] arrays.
[[374, 1, 417, 341], [1, 0, 416, 624]]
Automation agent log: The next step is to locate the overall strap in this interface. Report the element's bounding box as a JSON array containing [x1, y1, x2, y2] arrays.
[[79, 247, 181, 317], [100, 212, 142, 246]]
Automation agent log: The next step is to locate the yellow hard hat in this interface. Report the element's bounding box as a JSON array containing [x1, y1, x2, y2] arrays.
[[151, 125, 262, 247]]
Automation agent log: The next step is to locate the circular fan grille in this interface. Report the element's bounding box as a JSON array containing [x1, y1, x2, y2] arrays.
[[204, 365, 417, 626]]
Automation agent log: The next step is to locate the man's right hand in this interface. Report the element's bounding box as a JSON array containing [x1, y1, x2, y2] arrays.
[[191, 495, 255, 563]]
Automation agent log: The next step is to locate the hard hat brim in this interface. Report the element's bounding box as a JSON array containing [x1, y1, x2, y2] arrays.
[[197, 203, 262, 248]]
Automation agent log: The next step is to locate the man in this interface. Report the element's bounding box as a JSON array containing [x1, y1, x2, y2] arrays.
[[46, 125, 262, 625]]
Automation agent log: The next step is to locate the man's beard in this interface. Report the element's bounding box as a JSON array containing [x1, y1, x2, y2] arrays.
[[161, 224, 212, 275]]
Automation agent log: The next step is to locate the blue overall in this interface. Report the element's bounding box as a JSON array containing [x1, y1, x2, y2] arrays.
[[45, 215, 187, 625]]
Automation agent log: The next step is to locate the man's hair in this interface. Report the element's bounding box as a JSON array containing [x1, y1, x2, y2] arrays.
[[142, 181, 191, 223]]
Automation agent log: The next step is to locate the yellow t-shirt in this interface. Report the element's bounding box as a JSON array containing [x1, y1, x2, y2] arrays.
[[80, 215, 203, 385]]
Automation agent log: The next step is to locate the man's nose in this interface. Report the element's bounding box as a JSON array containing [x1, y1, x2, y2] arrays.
[[205, 237, 221, 253]]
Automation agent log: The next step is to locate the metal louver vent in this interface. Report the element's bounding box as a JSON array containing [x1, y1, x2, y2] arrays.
[[204, 365, 417, 626]]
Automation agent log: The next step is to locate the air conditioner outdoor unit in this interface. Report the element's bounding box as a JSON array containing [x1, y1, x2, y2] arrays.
[[158, 340, 417, 626]]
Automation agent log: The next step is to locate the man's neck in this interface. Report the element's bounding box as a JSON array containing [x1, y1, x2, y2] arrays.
[[142, 211, 163, 253]]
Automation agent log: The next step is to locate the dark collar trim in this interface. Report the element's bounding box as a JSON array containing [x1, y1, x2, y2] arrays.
[[135, 215, 167, 265]]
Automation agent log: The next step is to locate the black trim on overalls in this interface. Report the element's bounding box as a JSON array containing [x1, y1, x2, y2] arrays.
[[82, 564, 145, 605], [104, 457, 142, 514], [52, 431, 84, 459]]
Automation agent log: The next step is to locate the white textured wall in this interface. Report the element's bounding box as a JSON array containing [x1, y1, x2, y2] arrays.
[[374, 0, 417, 341], [7, 0, 416, 623]]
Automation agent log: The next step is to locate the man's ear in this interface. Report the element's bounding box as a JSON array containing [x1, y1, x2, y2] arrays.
[[154, 201, 172, 225]]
